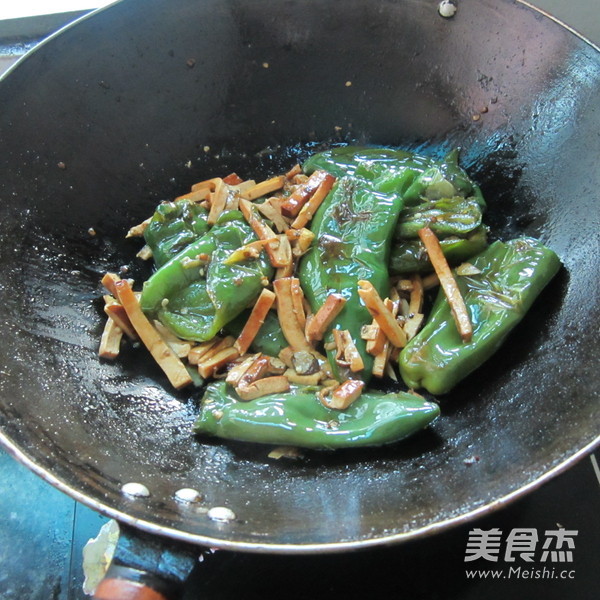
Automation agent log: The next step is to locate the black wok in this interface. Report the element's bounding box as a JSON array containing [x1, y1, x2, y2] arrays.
[[0, 0, 598, 581]]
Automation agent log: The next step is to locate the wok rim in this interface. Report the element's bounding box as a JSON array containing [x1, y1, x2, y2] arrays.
[[0, 0, 599, 552], [0, 429, 598, 553]]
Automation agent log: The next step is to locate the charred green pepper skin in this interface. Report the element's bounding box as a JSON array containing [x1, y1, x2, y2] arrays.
[[299, 176, 407, 382], [140, 211, 273, 341], [399, 238, 561, 394], [194, 381, 440, 449], [144, 199, 209, 267], [390, 225, 489, 275]]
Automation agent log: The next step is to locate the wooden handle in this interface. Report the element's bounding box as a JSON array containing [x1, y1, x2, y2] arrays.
[[94, 578, 169, 600], [93, 565, 180, 600]]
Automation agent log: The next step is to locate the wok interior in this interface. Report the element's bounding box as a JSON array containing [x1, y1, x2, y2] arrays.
[[0, 0, 598, 549]]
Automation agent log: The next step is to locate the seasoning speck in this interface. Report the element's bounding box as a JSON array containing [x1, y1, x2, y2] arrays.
[[203, 146, 210, 153], [87, 227, 96, 236], [57, 161, 66, 170], [438, 1, 457, 18], [175, 488, 203, 503], [262, 62, 269, 69], [121, 482, 150, 497], [463, 455, 480, 465], [345, 80, 352, 87], [207, 506, 236, 522], [186, 58, 196, 68]]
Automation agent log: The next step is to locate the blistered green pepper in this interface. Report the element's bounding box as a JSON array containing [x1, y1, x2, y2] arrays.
[[143, 199, 209, 267], [304, 146, 484, 208], [303, 146, 431, 179], [140, 211, 273, 341], [299, 146, 486, 381], [394, 196, 483, 240], [399, 237, 561, 394], [390, 226, 489, 275], [194, 381, 440, 449], [299, 175, 408, 382]]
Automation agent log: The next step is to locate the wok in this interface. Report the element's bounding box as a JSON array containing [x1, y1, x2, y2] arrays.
[[0, 0, 598, 592]]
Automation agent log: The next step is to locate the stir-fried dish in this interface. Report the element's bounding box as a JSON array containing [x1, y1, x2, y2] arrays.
[[99, 147, 560, 450]]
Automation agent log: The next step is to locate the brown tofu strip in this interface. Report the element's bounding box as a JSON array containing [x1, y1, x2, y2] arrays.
[[290, 173, 336, 229], [281, 170, 330, 218], [101, 272, 122, 297], [290, 278, 307, 330], [191, 177, 219, 192], [197, 347, 240, 379], [175, 187, 212, 203], [418, 227, 473, 342], [273, 277, 314, 353], [285, 164, 302, 179], [409, 274, 424, 315], [104, 302, 138, 341], [126, 217, 152, 238], [226, 354, 260, 386], [256, 198, 290, 233], [305, 293, 346, 342], [207, 178, 229, 225], [332, 329, 364, 372], [234, 288, 277, 355], [357, 281, 407, 348], [236, 375, 290, 401], [320, 379, 365, 410], [113, 280, 192, 389], [240, 176, 286, 201], [99, 318, 123, 360], [239, 199, 290, 268], [223, 173, 244, 185], [238, 354, 271, 387], [365, 298, 396, 356]]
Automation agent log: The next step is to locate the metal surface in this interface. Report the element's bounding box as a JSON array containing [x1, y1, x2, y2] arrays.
[[0, 0, 598, 552]]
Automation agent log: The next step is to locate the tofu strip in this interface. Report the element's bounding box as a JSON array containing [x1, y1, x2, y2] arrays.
[[114, 280, 192, 389], [418, 226, 473, 342]]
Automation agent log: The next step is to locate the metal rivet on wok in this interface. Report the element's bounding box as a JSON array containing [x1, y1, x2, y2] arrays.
[[120, 482, 150, 498], [174, 488, 203, 503], [438, 1, 457, 19], [207, 506, 236, 522]]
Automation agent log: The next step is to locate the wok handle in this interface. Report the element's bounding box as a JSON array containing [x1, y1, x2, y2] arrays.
[[93, 565, 180, 600]]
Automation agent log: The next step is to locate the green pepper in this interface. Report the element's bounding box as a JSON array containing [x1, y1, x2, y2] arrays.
[[398, 237, 561, 394], [140, 210, 273, 341], [143, 199, 209, 267], [394, 196, 483, 239], [303, 145, 432, 179], [304, 147, 484, 207], [194, 381, 440, 449], [390, 225, 489, 275], [299, 175, 407, 382]]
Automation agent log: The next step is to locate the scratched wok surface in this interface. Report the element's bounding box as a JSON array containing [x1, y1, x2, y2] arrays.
[[0, 0, 598, 551]]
